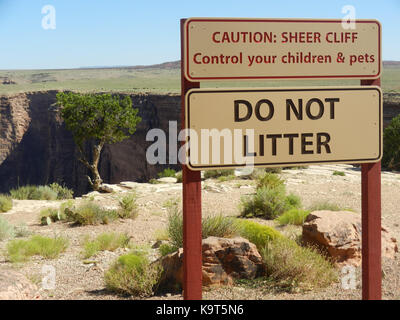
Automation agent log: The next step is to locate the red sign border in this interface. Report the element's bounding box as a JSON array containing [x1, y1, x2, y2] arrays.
[[184, 18, 382, 81]]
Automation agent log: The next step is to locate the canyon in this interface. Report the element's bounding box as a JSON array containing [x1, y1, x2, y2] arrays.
[[0, 90, 398, 195]]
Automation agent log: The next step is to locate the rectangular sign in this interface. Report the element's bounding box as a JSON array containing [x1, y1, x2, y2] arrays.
[[185, 87, 382, 170], [184, 18, 381, 80]]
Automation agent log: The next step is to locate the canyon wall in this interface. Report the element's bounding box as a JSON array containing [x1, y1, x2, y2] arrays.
[[0, 91, 181, 195], [0, 91, 399, 195]]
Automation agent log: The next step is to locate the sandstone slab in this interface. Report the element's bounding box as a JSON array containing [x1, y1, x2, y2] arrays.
[[302, 210, 398, 266], [157, 237, 264, 293]]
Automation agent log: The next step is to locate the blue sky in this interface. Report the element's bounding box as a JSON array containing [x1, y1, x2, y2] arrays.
[[0, 0, 398, 69]]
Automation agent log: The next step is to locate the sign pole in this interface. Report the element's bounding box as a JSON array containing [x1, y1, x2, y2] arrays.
[[181, 18, 202, 300], [361, 78, 382, 300]]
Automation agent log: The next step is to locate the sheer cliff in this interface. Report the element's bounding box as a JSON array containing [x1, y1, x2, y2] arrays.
[[0, 91, 180, 195]]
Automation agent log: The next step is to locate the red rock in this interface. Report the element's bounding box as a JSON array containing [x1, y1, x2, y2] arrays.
[[302, 210, 398, 266]]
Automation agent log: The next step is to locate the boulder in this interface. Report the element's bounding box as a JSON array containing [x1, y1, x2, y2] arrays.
[[302, 210, 398, 266], [157, 237, 264, 293], [0, 271, 40, 300]]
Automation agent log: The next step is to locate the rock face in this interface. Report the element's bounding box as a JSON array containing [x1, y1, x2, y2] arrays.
[[0, 270, 40, 300], [158, 237, 264, 292], [0, 91, 398, 195], [0, 91, 180, 195], [302, 210, 398, 266]]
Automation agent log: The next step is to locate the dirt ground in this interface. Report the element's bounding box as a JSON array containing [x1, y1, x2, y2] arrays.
[[0, 164, 399, 300]]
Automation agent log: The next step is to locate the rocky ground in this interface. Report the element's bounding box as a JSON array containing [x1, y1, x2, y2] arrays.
[[0, 164, 399, 300]]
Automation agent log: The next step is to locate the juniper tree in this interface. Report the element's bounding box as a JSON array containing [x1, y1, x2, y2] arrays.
[[56, 92, 141, 191]]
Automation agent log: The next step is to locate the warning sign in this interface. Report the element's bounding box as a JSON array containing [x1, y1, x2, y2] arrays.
[[185, 86, 382, 170], [184, 18, 381, 80]]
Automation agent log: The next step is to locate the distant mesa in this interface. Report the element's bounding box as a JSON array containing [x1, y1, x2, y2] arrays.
[[383, 61, 400, 66], [79, 60, 181, 70]]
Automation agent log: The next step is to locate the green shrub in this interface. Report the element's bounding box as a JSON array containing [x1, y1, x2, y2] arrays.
[[59, 200, 75, 215], [0, 195, 12, 213], [382, 114, 400, 170], [285, 193, 302, 209], [217, 175, 236, 182], [7, 235, 69, 263], [158, 243, 177, 257], [308, 201, 348, 212], [65, 202, 118, 225], [255, 172, 285, 190], [202, 215, 240, 239], [30, 186, 58, 200], [157, 168, 176, 178], [332, 171, 345, 176], [149, 178, 161, 184], [82, 232, 130, 259], [104, 253, 162, 297], [204, 169, 235, 179], [118, 193, 138, 219], [10, 185, 37, 200], [166, 203, 184, 249], [248, 168, 282, 180], [166, 202, 239, 249], [10, 184, 73, 200], [14, 223, 31, 238], [237, 220, 282, 250], [240, 186, 291, 219], [261, 238, 337, 291], [275, 209, 310, 226], [48, 183, 74, 199], [39, 207, 64, 225], [0, 216, 15, 240]]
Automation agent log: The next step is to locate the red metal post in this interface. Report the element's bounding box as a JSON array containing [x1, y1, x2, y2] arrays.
[[181, 19, 202, 300], [361, 78, 382, 300]]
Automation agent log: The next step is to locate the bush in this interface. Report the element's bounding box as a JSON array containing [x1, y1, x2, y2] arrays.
[[30, 186, 58, 200], [307, 201, 350, 212], [104, 253, 162, 297], [285, 193, 302, 209], [382, 114, 400, 170], [248, 168, 282, 180], [217, 175, 236, 182], [166, 202, 239, 249], [82, 232, 130, 259], [166, 204, 184, 249], [65, 202, 118, 225], [0, 195, 12, 213], [10, 184, 73, 200], [118, 193, 138, 219], [7, 235, 69, 263], [48, 183, 74, 199], [204, 169, 235, 179], [14, 223, 31, 238], [10, 185, 37, 200], [275, 209, 310, 226], [240, 186, 292, 219], [39, 207, 64, 225], [255, 172, 285, 190], [332, 171, 345, 176], [0, 216, 15, 241], [202, 215, 240, 239], [158, 243, 177, 257], [158, 168, 176, 178], [261, 238, 337, 291], [237, 220, 282, 250]]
